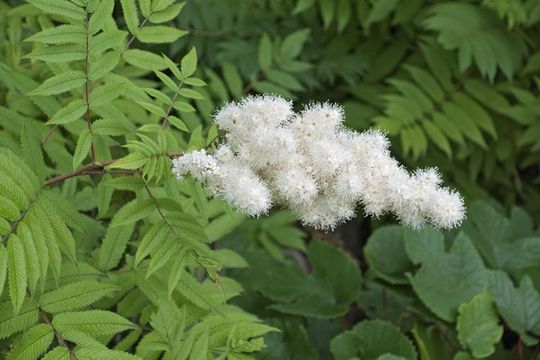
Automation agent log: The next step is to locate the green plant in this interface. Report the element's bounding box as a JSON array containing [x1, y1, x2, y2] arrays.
[[1, 0, 540, 359]]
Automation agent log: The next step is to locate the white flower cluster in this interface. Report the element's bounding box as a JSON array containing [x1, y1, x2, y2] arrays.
[[172, 95, 465, 230]]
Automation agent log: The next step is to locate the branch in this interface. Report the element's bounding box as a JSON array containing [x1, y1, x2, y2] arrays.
[[39, 309, 79, 360], [43, 152, 183, 187], [44, 160, 116, 186], [84, 11, 96, 163]]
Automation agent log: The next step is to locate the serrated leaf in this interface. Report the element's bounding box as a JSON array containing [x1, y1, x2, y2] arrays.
[[149, 3, 185, 23], [0, 245, 7, 298], [20, 121, 47, 181], [137, 26, 186, 43], [27, 0, 85, 20], [181, 48, 197, 78], [168, 116, 189, 132], [108, 152, 148, 170], [40, 280, 119, 314], [72, 129, 92, 170], [29, 71, 85, 96], [89, 30, 127, 55], [42, 347, 70, 360], [457, 292, 503, 358], [90, 82, 124, 107], [52, 310, 137, 336], [7, 235, 27, 315], [173, 101, 195, 113], [26, 45, 86, 63], [25, 25, 86, 45], [110, 199, 155, 227], [155, 70, 179, 92], [47, 99, 86, 125], [120, 0, 140, 34], [6, 324, 54, 360], [179, 88, 204, 100], [98, 224, 135, 271], [123, 49, 167, 71], [258, 34, 272, 71], [281, 28, 310, 59], [167, 247, 189, 297], [89, 0, 114, 34], [0, 299, 39, 340], [88, 50, 120, 80], [138, 101, 167, 116]]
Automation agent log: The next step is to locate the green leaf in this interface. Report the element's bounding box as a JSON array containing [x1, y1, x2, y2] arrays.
[[366, 0, 400, 29], [40, 280, 119, 314], [281, 29, 310, 59], [457, 292, 503, 358], [246, 239, 361, 318], [98, 224, 135, 271], [123, 49, 167, 71], [364, 225, 414, 284], [120, 0, 140, 34], [108, 152, 147, 170], [149, 3, 185, 23], [407, 232, 488, 322], [8, 235, 27, 315], [0, 244, 7, 298], [258, 34, 272, 71], [424, 3, 525, 80], [42, 347, 70, 360], [29, 71, 85, 96], [137, 26, 186, 43], [179, 88, 204, 100], [47, 100, 86, 125], [27, 0, 85, 20], [181, 48, 197, 78], [72, 129, 92, 170], [52, 310, 137, 336], [88, 51, 120, 81], [25, 25, 86, 45], [89, 82, 124, 107], [20, 121, 47, 181], [330, 320, 417, 360], [110, 199, 155, 227], [173, 101, 196, 113], [26, 45, 86, 63], [89, 0, 115, 34], [6, 324, 54, 360], [0, 299, 39, 339], [489, 271, 540, 345]]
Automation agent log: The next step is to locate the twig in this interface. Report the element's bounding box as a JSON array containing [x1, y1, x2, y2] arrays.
[[39, 309, 79, 360], [41, 125, 58, 144], [44, 160, 116, 186], [44, 152, 183, 186], [84, 11, 96, 163]]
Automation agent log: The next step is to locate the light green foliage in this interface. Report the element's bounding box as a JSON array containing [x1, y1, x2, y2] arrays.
[[330, 320, 417, 360], [1, 0, 540, 358], [457, 292, 503, 358]]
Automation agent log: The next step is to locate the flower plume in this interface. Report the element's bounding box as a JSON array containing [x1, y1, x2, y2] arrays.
[[172, 95, 465, 230]]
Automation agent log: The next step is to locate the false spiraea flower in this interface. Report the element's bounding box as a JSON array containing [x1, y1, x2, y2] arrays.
[[172, 95, 465, 230]]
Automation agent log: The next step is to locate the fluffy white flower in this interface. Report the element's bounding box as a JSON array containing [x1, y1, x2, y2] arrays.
[[217, 161, 272, 216], [297, 193, 355, 230], [237, 127, 297, 170], [173, 95, 466, 230], [172, 150, 219, 182], [271, 163, 318, 207]]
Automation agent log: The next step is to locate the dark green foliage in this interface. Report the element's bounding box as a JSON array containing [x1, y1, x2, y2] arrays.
[[0, 0, 539, 359]]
